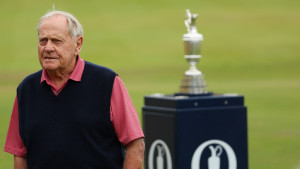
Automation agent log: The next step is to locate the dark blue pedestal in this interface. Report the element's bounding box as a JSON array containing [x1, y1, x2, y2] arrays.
[[143, 94, 248, 169]]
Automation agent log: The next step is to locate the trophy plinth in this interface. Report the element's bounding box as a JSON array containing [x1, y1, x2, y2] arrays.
[[179, 9, 207, 95]]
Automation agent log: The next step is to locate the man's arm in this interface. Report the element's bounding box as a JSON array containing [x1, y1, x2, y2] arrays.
[[14, 156, 27, 169], [123, 138, 145, 169], [4, 96, 27, 168]]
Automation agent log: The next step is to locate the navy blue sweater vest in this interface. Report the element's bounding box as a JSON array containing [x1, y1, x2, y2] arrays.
[[17, 61, 124, 169]]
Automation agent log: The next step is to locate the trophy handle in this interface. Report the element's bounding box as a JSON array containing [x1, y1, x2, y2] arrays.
[[185, 9, 192, 32]]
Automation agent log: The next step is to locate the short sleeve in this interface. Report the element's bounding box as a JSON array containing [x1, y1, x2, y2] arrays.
[[110, 76, 144, 146], [4, 95, 27, 157]]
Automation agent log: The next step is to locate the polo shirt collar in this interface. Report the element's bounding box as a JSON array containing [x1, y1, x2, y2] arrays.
[[40, 56, 85, 84]]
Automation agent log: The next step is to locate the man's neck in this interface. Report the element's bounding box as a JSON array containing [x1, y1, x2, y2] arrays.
[[46, 70, 71, 88], [46, 61, 77, 88]]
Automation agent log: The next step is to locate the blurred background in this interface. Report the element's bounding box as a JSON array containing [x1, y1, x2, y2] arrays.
[[0, 0, 299, 168]]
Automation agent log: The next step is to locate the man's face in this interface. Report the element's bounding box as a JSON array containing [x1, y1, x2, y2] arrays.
[[38, 15, 81, 72]]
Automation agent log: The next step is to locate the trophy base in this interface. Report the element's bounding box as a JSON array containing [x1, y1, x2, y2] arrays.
[[179, 74, 207, 94]]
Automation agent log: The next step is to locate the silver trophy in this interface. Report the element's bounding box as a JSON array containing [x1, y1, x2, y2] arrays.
[[179, 9, 207, 94]]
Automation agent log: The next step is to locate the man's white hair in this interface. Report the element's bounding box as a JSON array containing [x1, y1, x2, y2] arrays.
[[37, 11, 83, 39]]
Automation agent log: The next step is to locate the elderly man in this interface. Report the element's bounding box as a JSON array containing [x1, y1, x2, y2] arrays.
[[4, 11, 145, 169]]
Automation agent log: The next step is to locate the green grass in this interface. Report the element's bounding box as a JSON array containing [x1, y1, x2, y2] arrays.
[[0, 0, 300, 168]]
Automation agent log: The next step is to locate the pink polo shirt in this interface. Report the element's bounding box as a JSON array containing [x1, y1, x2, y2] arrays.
[[4, 57, 144, 157]]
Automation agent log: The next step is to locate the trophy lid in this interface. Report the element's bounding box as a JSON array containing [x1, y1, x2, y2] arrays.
[[183, 32, 203, 41], [183, 9, 203, 41]]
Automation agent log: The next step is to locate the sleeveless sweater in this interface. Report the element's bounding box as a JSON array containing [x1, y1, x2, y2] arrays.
[[17, 61, 124, 169]]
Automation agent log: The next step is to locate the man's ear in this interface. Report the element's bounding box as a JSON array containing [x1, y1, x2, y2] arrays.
[[75, 36, 83, 55]]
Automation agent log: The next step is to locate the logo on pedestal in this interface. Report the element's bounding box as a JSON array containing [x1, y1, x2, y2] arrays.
[[148, 139, 172, 169], [191, 139, 237, 169]]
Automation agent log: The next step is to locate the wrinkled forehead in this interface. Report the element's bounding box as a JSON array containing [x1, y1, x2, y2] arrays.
[[38, 15, 69, 36]]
